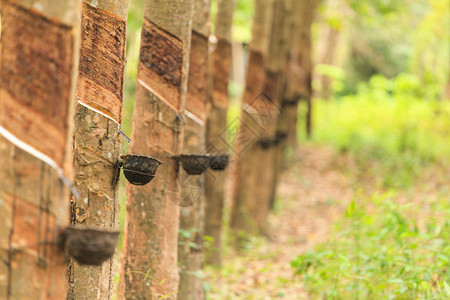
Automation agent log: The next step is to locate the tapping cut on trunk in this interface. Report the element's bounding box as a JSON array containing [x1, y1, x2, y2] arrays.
[[138, 18, 184, 110], [119, 0, 195, 297], [0, 0, 81, 298], [77, 2, 126, 124], [185, 31, 210, 121], [0, 1, 76, 168], [68, 1, 128, 299]]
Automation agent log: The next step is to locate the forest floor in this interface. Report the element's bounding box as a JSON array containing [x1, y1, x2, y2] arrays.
[[205, 143, 355, 299], [205, 142, 449, 299]]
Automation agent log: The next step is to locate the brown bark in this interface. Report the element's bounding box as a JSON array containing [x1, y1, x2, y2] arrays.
[[177, 121, 206, 300], [231, 0, 292, 237], [0, 0, 80, 299], [230, 0, 275, 237], [301, 1, 320, 138], [119, 1, 194, 299], [204, 0, 235, 267], [277, 0, 303, 149], [178, 0, 211, 298], [67, 1, 128, 299], [251, 0, 295, 221], [288, 0, 319, 142], [269, 0, 321, 210], [270, 0, 303, 207]]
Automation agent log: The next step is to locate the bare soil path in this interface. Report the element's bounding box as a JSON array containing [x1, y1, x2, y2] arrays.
[[206, 142, 450, 299], [206, 144, 357, 299]]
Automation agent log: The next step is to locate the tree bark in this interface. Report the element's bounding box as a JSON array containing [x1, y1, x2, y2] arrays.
[[269, 0, 321, 209], [288, 0, 319, 142], [119, 1, 194, 299], [204, 0, 235, 267], [277, 0, 303, 149], [231, 0, 292, 237], [67, 1, 128, 299], [0, 0, 80, 298], [251, 0, 295, 223], [230, 0, 275, 237], [178, 0, 211, 298], [301, 0, 320, 138]]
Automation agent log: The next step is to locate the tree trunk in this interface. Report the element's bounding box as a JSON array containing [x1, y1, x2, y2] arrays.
[[302, 1, 319, 138], [276, 0, 304, 149], [0, 0, 80, 298], [269, 0, 321, 210], [204, 0, 235, 267], [178, 0, 211, 298], [231, 0, 292, 237], [269, 0, 319, 210], [290, 0, 319, 141], [318, 24, 340, 100], [67, 1, 128, 299], [119, 1, 194, 299], [274, 0, 320, 152], [252, 0, 296, 221], [230, 0, 275, 237]]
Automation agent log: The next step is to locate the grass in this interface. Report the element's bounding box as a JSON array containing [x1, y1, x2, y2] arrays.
[[292, 193, 450, 299], [292, 74, 450, 299], [302, 74, 450, 189]]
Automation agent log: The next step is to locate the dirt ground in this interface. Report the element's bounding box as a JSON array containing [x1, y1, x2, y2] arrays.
[[205, 142, 450, 299], [205, 144, 358, 299]]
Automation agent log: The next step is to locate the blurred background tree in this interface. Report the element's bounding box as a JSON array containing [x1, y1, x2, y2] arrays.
[[314, 0, 449, 99]]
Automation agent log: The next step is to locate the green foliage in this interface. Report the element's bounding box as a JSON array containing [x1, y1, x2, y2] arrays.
[[305, 73, 450, 188], [319, 0, 448, 96], [232, 0, 254, 43], [341, 0, 421, 89], [409, 0, 450, 96], [292, 193, 450, 299], [296, 71, 450, 298], [315, 64, 347, 94]]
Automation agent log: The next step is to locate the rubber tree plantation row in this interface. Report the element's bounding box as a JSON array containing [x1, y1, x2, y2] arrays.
[[0, 0, 318, 298]]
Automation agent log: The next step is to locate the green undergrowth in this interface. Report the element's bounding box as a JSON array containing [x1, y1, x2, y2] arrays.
[[302, 74, 450, 189], [292, 193, 450, 299], [293, 73, 450, 299]]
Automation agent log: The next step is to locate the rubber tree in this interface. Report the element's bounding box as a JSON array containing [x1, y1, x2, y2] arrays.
[[282, 0, 320, 148], [178, 1, 211, 298], [269, 0, 300, 208], [67, 1, 128, 299], [302, 0, 321, 137], [269, 0, 321, 209], [204, 0, 235, 267], [119, 0, 194, 298], [255, 0, 293, 223], [0, 0, 80, 298], [230, 0, 275, 237], [231, 0, 292, 237]]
